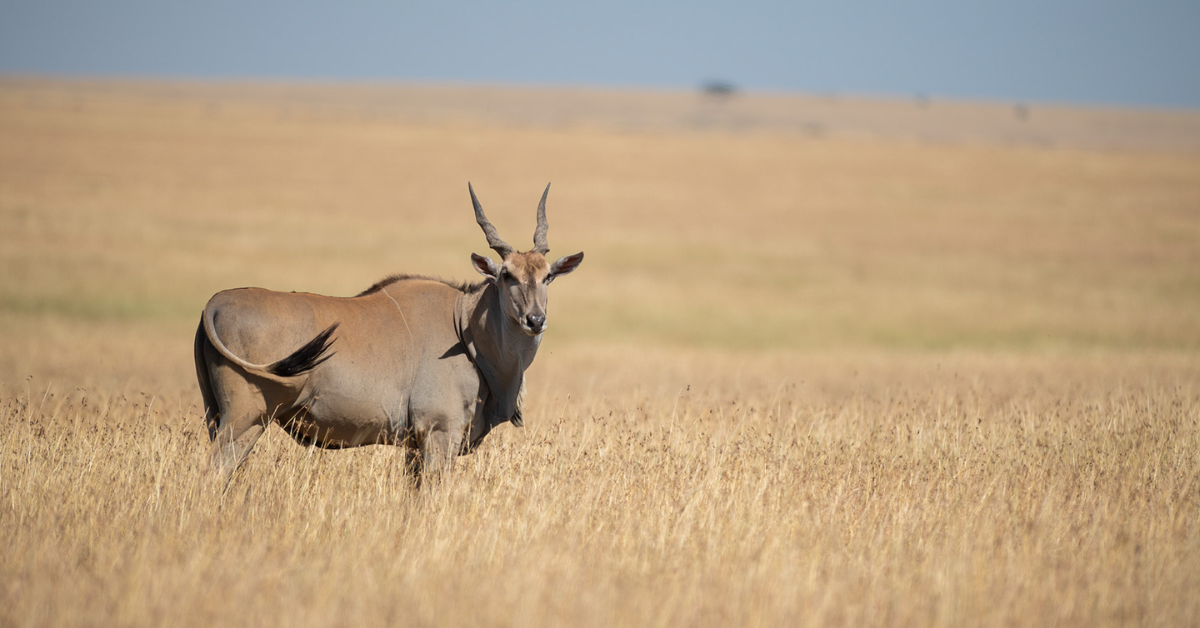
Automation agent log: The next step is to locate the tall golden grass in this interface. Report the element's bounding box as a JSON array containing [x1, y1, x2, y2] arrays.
[[2, 79, 1199, 626]]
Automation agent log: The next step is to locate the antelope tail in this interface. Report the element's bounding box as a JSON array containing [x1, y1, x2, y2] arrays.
[[201, 308, 339, 384], [268, 324, 340, 376]]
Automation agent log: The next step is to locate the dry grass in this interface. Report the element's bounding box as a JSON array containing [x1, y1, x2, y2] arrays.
[[4, 354, 1199, 626], [2, 78, 1199, 626]]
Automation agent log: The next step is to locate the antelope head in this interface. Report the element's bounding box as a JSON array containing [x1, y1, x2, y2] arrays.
[[469, 183, 584, 336]]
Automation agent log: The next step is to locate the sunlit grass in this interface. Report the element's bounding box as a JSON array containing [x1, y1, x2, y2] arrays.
[[3, 356, 1198, 626]]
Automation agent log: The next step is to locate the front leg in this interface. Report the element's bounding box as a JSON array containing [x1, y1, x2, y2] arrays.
[[459, 398, 493, 455], [421, 421, 465, 482]]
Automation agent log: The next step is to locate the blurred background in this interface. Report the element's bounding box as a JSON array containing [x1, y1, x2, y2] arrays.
[[1, 0, 1199, 396], [4, 0, 1200, 106]]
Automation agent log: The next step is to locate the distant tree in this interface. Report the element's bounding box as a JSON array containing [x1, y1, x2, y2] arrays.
[[701, 80, 737, 98]]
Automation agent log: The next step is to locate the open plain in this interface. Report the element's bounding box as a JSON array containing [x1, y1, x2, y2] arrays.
[[2, 78, 1199, 627]]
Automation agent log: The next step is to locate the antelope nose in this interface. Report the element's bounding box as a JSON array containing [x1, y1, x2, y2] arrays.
[[526, 314, 546, 332]]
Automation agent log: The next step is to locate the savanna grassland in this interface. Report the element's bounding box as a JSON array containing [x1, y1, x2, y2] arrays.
[[2, 78, 1199, 627]]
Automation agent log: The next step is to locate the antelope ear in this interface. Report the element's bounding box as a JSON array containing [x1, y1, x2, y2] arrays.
[[548, 252, 584, 281], [471, 253, 499, 278]]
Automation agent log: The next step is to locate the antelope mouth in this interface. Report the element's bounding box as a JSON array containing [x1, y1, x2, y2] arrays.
[[519, 323, 545, 336]]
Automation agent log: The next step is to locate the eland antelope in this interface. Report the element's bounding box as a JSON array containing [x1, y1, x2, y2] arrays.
[[193, 183, 584, 484]]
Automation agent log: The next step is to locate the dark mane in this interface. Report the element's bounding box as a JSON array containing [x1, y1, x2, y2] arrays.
[[357, 273, 487, 297]]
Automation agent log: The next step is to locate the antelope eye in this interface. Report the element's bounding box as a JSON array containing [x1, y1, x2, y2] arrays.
[[498, 268, 510, 280]]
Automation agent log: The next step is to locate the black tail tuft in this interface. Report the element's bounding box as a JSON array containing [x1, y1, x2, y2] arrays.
[[269, 323, 340, 377]]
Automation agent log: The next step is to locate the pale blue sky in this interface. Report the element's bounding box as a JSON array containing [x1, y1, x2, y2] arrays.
[[1, 0, 1197, 107]]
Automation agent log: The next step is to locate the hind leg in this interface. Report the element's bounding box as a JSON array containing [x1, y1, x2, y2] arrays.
[[210, 417, 267, 486], [203, 349, 272, 487]]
